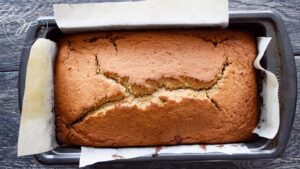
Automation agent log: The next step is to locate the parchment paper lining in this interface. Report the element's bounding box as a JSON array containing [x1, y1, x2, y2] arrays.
[[53, 0, 228, 33], [80, 144, 250, 167], [18, 39, 58, 156], [253, 37, 279, 139], [17, 0, 279, 167], [17, 37, 279, 167]]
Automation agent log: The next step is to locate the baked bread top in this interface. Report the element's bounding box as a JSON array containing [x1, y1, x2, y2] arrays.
[[55, 29, 259, 146]]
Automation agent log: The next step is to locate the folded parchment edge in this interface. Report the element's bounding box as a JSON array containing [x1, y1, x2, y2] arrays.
[[253, 37, 280, 139], [53, 0, 229, 33], [17, 38, 58, 156]]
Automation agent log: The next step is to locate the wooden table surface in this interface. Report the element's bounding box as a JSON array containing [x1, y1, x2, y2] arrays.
[[0, 0, 299, 168]]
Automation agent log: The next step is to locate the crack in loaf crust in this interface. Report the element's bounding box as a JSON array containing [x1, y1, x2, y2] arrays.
[[55, 30, 259, 147]]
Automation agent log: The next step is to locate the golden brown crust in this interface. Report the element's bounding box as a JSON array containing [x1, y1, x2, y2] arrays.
[[55, 29, 259, 147]]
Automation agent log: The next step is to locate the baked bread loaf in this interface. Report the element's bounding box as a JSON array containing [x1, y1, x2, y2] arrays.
[[55, 30, 259, 147]]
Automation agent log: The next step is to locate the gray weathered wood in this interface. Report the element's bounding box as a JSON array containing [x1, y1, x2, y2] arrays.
[[0, 0, 300, 168], [0, 0, 299, 71], [0, 0, 122, 72], [230, 0, 300, 54]]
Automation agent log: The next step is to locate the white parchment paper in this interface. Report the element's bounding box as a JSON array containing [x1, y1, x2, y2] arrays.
[[253, 37, 280, 139], [80, 144, 250, 167], [18, 38, 58, 156], [53, 0, 229, 33]]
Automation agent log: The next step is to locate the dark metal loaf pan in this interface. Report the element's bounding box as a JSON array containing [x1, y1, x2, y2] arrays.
[[18, 11, 296, 165]]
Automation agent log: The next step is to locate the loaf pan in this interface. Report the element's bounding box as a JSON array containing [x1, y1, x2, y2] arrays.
[[18, 11, 296, 164]]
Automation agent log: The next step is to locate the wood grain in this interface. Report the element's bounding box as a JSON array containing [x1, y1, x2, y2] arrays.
[[0, 0, 299, 71], [230, 0, 300, 54]]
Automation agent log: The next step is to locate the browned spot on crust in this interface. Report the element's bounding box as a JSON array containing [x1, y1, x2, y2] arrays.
[[174, 135, 183, 144]]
